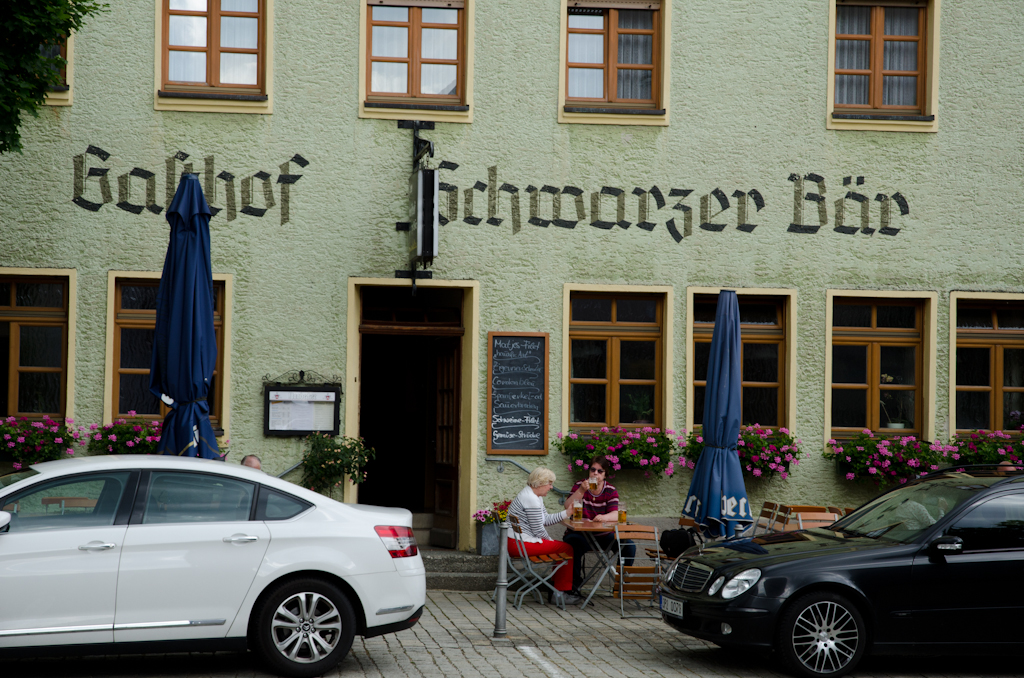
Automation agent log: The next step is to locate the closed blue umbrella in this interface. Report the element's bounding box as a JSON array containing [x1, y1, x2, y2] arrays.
[[682, 290, 752, 538], [149, 173, 221, 459]]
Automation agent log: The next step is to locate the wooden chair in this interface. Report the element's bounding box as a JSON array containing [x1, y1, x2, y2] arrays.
[[754, 501, 780, 534], [505, 516, 571, 610], [612, 523, 661, 618], [780, 505, 841, 531], [768, 505, 795, 531]]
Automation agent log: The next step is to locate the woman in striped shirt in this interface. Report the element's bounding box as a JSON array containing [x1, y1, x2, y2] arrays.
[[507, 467, 583, 605], [563, 455, 635, 597]]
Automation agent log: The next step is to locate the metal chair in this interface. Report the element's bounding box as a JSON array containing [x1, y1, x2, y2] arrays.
[[754, 501, 780, 534], [506, 515, 570, 611]]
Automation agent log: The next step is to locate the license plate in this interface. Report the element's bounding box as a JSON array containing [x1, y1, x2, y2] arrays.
[[660, 596, 684, 619]]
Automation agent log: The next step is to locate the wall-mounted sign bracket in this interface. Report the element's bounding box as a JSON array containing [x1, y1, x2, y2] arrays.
[[397, 120, 435, 169]]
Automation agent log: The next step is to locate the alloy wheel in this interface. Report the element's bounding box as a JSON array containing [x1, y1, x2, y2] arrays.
[[791, 599, 860, 675], [271, 591, 343, 664]]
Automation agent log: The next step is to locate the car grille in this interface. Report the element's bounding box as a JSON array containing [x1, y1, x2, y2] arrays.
[[671, 560, 714, 592]]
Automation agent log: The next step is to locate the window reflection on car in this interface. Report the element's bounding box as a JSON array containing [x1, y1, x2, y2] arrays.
[[834, 479, 986, 542]]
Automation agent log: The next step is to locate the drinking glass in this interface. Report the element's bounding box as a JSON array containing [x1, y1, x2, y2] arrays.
[[573, 501, 583, 521], [618, 505, 627, 524]]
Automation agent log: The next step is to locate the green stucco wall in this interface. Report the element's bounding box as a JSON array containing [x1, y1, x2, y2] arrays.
[[1, 0, 1022, 522]]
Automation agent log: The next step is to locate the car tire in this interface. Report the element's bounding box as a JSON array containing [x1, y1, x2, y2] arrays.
[[252, 577, 357, 678], [776, 591, 866, 678]]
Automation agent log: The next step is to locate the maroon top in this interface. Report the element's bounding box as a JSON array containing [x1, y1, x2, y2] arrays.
[[569, 481, 619, 522]]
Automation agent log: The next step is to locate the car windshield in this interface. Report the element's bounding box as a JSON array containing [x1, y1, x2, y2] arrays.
[[834, 476, 1002, 543], [0, 468, 40, 489]]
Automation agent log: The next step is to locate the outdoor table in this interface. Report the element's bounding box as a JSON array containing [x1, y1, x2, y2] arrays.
[[565, 519, 636, 610]]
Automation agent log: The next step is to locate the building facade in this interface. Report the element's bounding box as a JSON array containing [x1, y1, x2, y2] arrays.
[[2, 0, 1022, 550]]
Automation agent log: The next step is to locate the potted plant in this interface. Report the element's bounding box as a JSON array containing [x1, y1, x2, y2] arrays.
[[880, 374, 909, 429], [85, 412, 163, 455], [554, 426, 679, 479], [300, 434, 376, 498], [680, 425, 805, 481], [473, 500, 510, 555], [1, 415, 82, 470]]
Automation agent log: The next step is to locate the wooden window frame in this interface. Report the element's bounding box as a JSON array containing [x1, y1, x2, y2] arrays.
[[834, 3, 926, 115], [565, 6, 660, 108], [953, 299, 1024, 434], [111, 278, 226, 430], [692, 295, 788, 429], [161, 0, 266, 95], [827, 0, 940, 132], [366, 4, 466, 106], [0, 276, 70, 420], [830, 299, 924, 438], [568, 293, 664, 430], [43, 35, 74, 107]]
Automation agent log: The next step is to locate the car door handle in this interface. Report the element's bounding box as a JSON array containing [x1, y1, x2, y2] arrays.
[[78, 542, 116, 551], [223, 534, 259, 544]]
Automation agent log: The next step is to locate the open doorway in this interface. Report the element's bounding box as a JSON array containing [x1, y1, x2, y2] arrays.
[[357, 286, 462, 548]]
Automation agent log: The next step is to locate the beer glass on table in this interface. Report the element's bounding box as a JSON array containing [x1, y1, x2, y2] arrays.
[[618, 504, 627, 524], [573, 501, 583, 522]]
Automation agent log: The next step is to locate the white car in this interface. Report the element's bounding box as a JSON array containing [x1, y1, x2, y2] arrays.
[[0, 455, 425, 677]]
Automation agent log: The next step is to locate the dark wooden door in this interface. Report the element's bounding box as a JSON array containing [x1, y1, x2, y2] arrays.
[[430, 337, 460, 548]]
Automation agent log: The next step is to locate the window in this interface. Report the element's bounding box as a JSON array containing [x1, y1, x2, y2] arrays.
[[256, 487, 312, 521], [0, 277, 69, 419], [111, 278, 225, 430], [143, 472, 254, 523], [40, 36, 73, 106], [155, 0, 272, 113], [362, 1, 471, 120], [948, 494, 1024, 552], [692, 295, 788, 428], [830, 299, 924, 436], [953, 300, 1024, 433], [2, 472, 133, 533], [568, 293, 663, 429], [828, 0, 939, 132], [559, 1, 669, 125]]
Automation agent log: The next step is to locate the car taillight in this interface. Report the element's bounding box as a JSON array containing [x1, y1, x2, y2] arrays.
[[374, 525, 418, 558]]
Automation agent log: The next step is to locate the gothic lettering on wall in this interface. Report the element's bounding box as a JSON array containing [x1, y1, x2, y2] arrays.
[[72, 146, 309, 226], [435, 164, 909, 240]]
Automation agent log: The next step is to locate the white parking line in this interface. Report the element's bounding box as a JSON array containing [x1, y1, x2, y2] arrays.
[[519, 646, 571, 678]]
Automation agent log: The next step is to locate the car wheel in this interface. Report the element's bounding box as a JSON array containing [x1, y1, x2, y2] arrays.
[[776, 591, 866, 678], [253, 577, 356, 678]]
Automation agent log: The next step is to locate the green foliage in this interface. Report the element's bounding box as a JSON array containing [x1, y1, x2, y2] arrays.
[[0, 0, 107, 153], [85, 417, 163, 455], [679, 425, 805, 481], [301, 434, 376, 495], [1, 415, 82, 468]]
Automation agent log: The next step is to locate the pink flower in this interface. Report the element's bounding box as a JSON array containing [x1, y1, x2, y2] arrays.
[[646, 437, 655, 443], [94, 433, 101, 440], [639, 459, 649, 466], [575, 459, 584, 466], [780, 427, 790, 434], [557, 432, 563, 439], [6, 442, 13, 448], [66, 449, 74, 455], [780, 471, 788, 479], [601, 427, 609, 433], [868, 467, 877, 474], [613, 464, 621, 471], [650, 456, 660, 464], [568, 463, 573, 470], [128, 410, 137, 416], [569, 433, 578, 439], [12, 463, 21, 470], [108, 434, 117, 441], [696, 436, 703, 443], [16, 437, 24, 443], [630, 449, 637, 455], [863, 429, 873, 435], [54, 437, 63, 444], [1, 434, 7, 440], [846, 472, 856, 480], [126, 441, 135, 448], [752, 468, 762, 477]]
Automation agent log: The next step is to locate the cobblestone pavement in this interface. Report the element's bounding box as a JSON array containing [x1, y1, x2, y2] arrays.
[[1, 591, 1021, 678]]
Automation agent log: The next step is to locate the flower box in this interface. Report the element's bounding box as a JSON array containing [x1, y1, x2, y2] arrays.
[[476, 521, 501, 556]]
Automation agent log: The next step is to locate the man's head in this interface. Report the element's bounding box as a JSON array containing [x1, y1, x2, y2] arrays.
[[241, 454, 262, 471]]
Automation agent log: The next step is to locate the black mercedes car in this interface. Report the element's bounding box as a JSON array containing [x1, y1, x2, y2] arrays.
[[659, 465, 1024, 678]]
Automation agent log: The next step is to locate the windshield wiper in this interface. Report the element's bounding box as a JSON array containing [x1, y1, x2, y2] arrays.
[[865, 522, 904, 539]]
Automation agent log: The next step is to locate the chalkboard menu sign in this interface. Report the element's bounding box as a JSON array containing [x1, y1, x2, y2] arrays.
[[487, 332, 548, 455]]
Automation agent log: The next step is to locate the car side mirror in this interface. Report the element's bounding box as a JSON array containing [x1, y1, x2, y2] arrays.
[[930, 535, 963, 554], [0, 511, 10, 532]]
